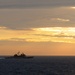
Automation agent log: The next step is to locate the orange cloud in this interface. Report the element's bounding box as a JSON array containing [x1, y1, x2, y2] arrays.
[[0, 27, 75, 43]]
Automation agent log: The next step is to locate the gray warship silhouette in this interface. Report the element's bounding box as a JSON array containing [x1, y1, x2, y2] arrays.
[[5, 52, 33, 59]]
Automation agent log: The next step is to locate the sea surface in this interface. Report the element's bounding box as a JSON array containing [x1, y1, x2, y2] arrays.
[[0, 56, 75, 75]]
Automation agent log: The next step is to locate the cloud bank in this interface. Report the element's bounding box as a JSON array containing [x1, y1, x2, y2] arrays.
[[0, 27, 75, 43], [0, 0, 75, 8], [0, 7, 75, 29]]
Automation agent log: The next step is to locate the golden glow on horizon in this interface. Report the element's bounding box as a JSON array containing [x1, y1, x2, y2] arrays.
[[70, 7, 75, 9], [0, 27, 75, 43]]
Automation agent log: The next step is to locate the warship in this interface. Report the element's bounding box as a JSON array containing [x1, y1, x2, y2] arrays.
[[5, 52, 34, 59]]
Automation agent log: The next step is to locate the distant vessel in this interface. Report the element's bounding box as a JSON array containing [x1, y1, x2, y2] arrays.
[[5, 52, 34, 59]]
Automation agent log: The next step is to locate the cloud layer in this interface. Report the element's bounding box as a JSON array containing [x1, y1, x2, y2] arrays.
[[0, 7, 75, 29], [0, 0, 75, 8], [0, 26, 75, 43]]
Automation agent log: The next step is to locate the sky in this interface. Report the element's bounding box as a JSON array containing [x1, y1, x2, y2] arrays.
[[0, 0, 75, 56]]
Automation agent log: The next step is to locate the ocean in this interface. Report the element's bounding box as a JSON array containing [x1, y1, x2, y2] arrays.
[[0, 56, 75, 75]]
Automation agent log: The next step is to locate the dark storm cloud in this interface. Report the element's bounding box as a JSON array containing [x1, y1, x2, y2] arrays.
[[0, 0, 75, 8]]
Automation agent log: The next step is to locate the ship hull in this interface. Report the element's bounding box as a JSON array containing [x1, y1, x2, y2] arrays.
[[5, 56, 34, 59]]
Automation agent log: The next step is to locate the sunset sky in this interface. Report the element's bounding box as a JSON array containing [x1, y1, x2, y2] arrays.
[[0, 0, 75, 56]]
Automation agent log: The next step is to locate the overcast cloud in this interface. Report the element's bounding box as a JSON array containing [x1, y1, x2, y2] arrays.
[[0, 0, 75, 29], [0, 0, 75, 8]]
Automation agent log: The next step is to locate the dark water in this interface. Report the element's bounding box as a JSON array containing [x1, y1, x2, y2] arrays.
[[0, 56, 75, 75]]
